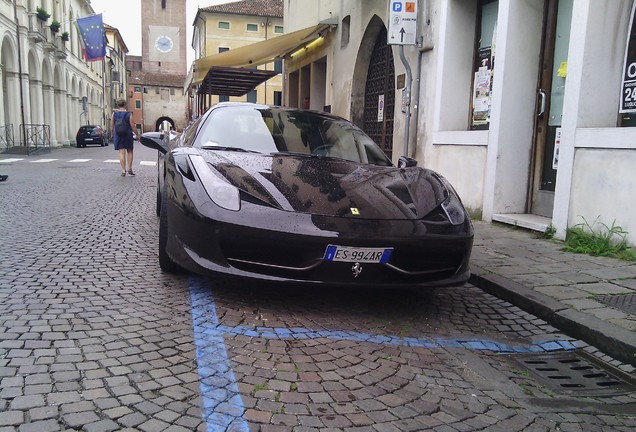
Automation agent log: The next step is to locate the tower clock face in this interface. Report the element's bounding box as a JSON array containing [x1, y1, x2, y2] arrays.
[[155, 35, 174, 53]]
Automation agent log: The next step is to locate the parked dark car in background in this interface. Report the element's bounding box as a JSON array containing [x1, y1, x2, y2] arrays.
[[140, 102, 473, 288], [76, 125, 106, 147]]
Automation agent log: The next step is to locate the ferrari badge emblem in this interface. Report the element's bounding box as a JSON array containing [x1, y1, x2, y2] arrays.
[[352, 262, 363, 277], [350, 207, 360, 215]]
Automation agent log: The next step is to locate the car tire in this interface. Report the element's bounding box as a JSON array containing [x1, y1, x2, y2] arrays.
[[159, 188, 180, 273]]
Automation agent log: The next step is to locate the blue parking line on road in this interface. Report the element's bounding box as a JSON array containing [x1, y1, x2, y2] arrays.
[[189, 276, 578, 429], [189, 277, 249, 432]]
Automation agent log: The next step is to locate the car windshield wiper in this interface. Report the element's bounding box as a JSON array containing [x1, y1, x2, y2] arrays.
[[200, 145, 260, 153], [270, 151, 325, 158]]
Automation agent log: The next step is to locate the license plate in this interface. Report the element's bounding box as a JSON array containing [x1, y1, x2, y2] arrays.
[[85, 138, 93, 141], [323, 245, 393, 263]]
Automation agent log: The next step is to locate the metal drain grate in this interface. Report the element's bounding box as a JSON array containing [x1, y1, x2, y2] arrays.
[[596, 293, 636, 315], [513, 350, 636, 396]]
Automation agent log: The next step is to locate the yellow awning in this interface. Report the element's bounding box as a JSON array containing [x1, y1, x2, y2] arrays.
[[186, 24, 328, 91]]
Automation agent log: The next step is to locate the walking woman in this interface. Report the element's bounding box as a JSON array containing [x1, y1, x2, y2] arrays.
[[111, 98, 138, 176]]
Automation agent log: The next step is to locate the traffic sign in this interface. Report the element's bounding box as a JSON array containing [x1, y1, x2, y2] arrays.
[[388, 1, 418, 45]]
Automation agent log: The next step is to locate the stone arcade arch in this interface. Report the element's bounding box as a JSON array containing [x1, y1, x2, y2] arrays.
[[1, 35, 20, 136], [155, 116, 175, 132], [28, 50, 42, 126]]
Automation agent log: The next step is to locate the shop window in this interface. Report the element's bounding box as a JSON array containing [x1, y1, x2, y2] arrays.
[[470, 0, 498, 130], [247, 23, 258, 32], [620, 4, 636, 127], [218, 21, 230, 30], [274, 25, 283, 34]]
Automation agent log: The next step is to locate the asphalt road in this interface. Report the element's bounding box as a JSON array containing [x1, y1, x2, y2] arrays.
[[0, 144, 635, 431]]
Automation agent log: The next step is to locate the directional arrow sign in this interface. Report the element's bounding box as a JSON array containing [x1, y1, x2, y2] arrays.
[[388, 1, 418, 45]]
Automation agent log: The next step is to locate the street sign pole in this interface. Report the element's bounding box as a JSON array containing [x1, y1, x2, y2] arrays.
[[388, 0, 418, 158]]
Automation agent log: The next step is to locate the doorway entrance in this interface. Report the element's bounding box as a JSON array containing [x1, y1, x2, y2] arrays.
[[529, 0, 573, 217], [363, 26, 395, 159]]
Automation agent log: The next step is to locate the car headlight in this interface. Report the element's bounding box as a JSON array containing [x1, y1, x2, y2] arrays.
[[437, 175, 466, 225], [188, 154, 240, 211]]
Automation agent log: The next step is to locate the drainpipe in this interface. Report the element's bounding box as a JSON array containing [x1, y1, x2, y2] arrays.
[[13, 0, 27, 151], [412, 1, 433, 160], [398, 45, 412, 158]]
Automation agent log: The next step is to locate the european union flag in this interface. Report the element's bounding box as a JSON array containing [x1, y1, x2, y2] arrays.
[[76, 14, 106, 62]]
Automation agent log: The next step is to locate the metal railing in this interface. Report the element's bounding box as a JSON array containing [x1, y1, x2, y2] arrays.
[[19, 124, 51, 155], [0, 125, 15, 152]]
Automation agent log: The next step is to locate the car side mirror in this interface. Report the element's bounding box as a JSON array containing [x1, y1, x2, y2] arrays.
[[398, 156, 417, 168], [140, 132, 169, 154]]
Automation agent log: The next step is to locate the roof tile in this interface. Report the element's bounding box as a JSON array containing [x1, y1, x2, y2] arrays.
[[201, 0, 283, 18]]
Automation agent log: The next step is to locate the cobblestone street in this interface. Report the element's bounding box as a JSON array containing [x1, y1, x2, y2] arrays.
[[1, 146, 635, 431]]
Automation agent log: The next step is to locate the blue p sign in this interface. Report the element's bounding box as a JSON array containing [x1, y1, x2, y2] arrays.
[[392, 2, 402, 12]]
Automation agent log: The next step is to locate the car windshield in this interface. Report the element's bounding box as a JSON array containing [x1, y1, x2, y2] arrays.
[[193, 106, 392, 166]]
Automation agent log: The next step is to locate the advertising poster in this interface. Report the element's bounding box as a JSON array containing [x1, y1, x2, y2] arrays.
[[472, 48, 492, 127], [620, 2, 636, 113]]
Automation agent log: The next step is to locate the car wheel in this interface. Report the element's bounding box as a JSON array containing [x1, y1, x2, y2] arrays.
[[159, 188, 180, 273], [155, 178, 161, 217]]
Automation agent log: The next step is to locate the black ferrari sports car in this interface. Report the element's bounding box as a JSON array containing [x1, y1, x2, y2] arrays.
[[140, 102, 473, 287]]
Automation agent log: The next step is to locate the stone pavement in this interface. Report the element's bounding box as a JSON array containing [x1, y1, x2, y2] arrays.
[[470, 220, 636, 368]]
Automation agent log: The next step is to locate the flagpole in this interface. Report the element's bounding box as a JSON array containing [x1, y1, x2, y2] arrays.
[[102, 57, 106, 132]]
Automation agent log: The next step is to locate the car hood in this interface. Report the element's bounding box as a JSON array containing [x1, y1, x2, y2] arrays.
[[198, 151, 449, 220]]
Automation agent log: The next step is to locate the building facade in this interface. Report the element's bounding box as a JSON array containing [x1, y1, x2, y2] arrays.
[[190, 0, 284, 109], [283, 0, 636, 247], [134, 0, 188, 133], [0, 0, 119, 150]]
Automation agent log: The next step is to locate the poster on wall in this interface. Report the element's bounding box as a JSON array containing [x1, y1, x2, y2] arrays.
[[378, 94, 385, 122], [472, 48, 492, 127], [620, 1, 636, 113], [552, 128, 561, 170]]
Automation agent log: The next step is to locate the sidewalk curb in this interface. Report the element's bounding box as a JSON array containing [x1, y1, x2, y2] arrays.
[[469, 267, 636, 367]]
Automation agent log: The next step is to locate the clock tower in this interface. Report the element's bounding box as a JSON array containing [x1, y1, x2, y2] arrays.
[[130, 0, 188, 133], [141, 0, 187, 75]]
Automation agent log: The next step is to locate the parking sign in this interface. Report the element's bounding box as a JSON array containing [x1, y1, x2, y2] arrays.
[[388, 1, 418, 45]]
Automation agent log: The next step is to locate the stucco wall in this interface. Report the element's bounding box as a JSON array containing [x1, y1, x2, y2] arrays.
[[570, 149, 636, 247], [197, 12, 283, 105]]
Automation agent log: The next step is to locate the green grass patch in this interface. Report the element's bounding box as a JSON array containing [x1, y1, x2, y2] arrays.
[[564, 216, 636, 261]]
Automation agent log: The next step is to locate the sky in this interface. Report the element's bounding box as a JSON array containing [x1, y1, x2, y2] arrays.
[[90, 0, 241, 66]]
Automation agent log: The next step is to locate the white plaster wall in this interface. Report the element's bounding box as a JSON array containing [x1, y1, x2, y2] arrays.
[[426, 145, 488, 215], [570, 149, 636, 247], [553, 0, 634, 242], [483, 0, 543, 217], [575, 0, 631, 128]]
